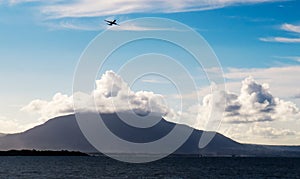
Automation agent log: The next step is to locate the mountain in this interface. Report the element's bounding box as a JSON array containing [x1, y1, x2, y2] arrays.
[[0, 114, 95, 152], [0, 113, 299, 156]]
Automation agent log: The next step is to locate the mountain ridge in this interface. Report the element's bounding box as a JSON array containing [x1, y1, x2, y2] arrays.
[[0, 113, 299, 156]]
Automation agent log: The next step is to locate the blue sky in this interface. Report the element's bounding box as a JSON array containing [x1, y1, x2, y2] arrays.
[[0, 0, 299, 96], [0, 0, 300, 144]]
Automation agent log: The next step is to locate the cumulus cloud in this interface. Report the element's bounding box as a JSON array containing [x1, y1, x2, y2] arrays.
[[22, 71, 172, 121], [21, 70, 300, 144], [22, 72, 300, 125], [224, 66, 300, 99], [212, 77, 299, 123], [21, 93, 74, 121], [198, 77, 300, 144], [179, 76, 300, 132], [91, 71, 171, 116]]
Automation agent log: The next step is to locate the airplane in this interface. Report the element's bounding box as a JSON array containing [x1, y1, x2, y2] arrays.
[[104, 19, 119, 26]]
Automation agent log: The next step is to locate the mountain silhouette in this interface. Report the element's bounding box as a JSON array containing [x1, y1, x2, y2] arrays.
[[0, 113, 299, 156]]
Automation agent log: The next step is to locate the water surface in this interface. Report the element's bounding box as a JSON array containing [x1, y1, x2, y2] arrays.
[[0, 156, 299, 178]]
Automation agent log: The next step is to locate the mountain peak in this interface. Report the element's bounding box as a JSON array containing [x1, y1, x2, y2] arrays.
[[0, 113, 299, 157]]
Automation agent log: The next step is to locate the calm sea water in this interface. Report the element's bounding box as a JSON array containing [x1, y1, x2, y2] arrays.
[[0, 156, 299, 178]]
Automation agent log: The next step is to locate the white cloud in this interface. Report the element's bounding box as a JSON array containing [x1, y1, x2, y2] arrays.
[[2, 0, 284, 30], [213, 66, 300, 144], [208, 77, 300, 145], [260, 37, 300, 43], [0, 119, 22, 134], [21, 69, 300, 144], [224, 66, 300, 100], [109, 23, 185, 32], [141, 79, 170, 84], [4, 0, 62, 5], [22, 71, 172, 121], [175, 73, 300, 144], [8, 0, 38, 5], [55, 21, 105, 31], [45, 19, 187, 31], [219, 123, 300, 145], [24, 0, 283, 19], [281, 23, 300, 34], [21, 93, 74, 121], [249, 124, 297, 139], [260, 23, 300, 43], [223, 77, 299, 123], [186, 77, 300, 127], [173, 66, 300, 103], [0, 116, 36, 134], [166, 72, 300, 143]]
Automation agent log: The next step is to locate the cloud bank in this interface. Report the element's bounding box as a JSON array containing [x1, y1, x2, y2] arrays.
[[22, 71, 172, 121], [224, 66, 300, 99], [249, 124, 297, 139], [21, 70, 300, 144], [182, 76, 299, 128], [220, 77, 299, 123]]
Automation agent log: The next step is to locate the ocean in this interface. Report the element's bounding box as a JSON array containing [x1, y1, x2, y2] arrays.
[[0, 156, 299, 178]]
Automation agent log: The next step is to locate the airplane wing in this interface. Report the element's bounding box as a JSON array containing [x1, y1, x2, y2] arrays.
[[104, 19, 118, 26]]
